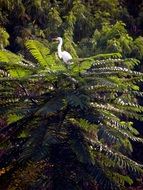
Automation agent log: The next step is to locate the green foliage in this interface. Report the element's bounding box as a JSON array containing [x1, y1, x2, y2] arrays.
[[25, 40, 52, 68], [0, 1, 143, 189], [92, 21, 134, 56], [7, 114, 23, 124], [1, 0, 143, 63], [0, 28, 9, 49], [132, 36, 143, 60], [0, 39, 143, 190], [0, 50, 22, 64]]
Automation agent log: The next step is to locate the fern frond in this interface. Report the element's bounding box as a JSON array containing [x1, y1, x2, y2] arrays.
[[97, 126, 120, 144], [36, 97, 66, 116], [90, 66, 143, 76], [25, 40, 55, 68], [112, 173, 133, 186], [115, 98, 143, 112], [93, 58, 140, 69], [0, 69, 10, 77], [80, 52, 122, 62], [68, 125, 93, 164], [0, 50, 22, 64], [99, 122, 143, 143], [0, 114, 34, 144], [90, 102, 122, 113], [86, 137, 143, 176], [85, 163, 120, 190], [0, 50, 35, 70], [18, 121, 48, 163]]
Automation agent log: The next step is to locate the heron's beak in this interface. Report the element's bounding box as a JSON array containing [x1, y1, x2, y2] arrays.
[[52, 38, 58, 41]]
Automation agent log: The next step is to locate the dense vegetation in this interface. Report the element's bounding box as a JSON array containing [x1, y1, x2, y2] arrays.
[[0, 0, 143, 190]]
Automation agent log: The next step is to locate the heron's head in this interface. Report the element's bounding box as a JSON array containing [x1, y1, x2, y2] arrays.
[[53, 37, 62, 42]]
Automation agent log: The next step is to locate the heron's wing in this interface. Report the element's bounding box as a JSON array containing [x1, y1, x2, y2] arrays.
[[62, 51, 72, 59], [62, 51, 72, 63]]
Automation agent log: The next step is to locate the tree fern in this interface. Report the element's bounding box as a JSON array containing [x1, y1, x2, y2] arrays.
[[0, 39, 143, 190]]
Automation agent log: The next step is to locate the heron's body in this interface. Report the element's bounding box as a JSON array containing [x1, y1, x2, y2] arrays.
[[55, 37, 72, 64], [60, 51, 72, 63]]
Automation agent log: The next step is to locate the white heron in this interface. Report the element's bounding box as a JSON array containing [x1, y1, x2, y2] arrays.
[[53, 37, 73, 64]]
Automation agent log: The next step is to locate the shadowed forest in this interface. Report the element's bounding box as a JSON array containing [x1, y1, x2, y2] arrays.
[[0, 0, 143, 190]]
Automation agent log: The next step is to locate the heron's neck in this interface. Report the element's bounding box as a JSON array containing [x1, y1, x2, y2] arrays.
[[58, 39, 63, 58]]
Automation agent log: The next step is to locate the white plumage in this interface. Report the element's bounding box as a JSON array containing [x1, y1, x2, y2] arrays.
[[54, 37, 72, 64]]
